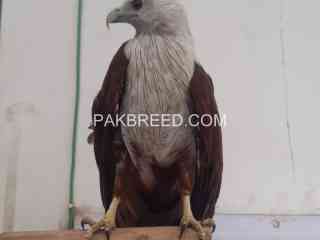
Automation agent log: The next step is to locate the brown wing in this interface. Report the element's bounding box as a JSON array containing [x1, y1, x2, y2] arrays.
[[189, 63, 223, 220], [92, 42, 129, 210]]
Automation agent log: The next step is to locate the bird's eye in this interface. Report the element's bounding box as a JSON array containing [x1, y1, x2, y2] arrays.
[[131, 0, 143, 10]]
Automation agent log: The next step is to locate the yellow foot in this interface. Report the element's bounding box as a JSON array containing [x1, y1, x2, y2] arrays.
[[201, 218, 216, 233], [85, 197, 120, 240], [86, 216, 116, 240], [179, 215, 206, 240]]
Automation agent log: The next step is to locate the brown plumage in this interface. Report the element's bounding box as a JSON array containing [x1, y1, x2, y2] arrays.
[[91, 42, 223, 227], [87, 1, 223, 239]]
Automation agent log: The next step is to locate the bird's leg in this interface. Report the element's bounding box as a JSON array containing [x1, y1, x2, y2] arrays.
[[179, 194, 206, 240], [86, 197, 120, 239], [87, 161, 125, 239], [178, 167, 206, 240]]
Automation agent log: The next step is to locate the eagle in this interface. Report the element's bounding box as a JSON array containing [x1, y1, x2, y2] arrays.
[[86, 0, 223, 239]]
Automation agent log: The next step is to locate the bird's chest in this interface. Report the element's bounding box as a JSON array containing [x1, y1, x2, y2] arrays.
[[123, 67, 188, 114], [119, 37, 195, 167], [122, 37, 194, 114]]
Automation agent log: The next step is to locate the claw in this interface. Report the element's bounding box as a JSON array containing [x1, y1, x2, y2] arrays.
[[105, 225, 116, 240], [85, 220, 105, 239], [86, 198, 119, 239], [85, 230, 93, 239], [85, 219, 115, 240], [201, 218, 216, 232], [105, 229, 111, 240], [81, 217, 96, 231], [179, 216, 206, 240], [81, 222, 86, 231], [179, 223, 187, 239], [212, 224, 216, 233]]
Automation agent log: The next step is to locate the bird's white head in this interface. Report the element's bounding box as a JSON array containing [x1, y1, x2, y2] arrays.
[[106, 0, 191, 36]]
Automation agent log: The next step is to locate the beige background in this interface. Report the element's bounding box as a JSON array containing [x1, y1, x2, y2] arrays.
[[0, 0, 320, 233]]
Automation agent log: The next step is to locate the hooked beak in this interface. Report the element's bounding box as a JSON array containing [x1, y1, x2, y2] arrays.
[[106, 8, 138, 29], [106, 8, 121, 29]]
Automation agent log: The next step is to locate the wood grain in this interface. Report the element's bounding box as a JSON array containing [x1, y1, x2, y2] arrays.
[[0, 227, 212, 240]]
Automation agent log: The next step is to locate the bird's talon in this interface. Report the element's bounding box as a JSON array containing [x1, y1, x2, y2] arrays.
[[180, 216, 206, 240], [179, 223, 187, 239], [105, 229, 110, 240], [81, 217, 97, 231], [85, 231, 93, 239], [81, 223, 86, 231], [201, 218, 216, 232], [104, 224, 116, 240], [85, 218, 115, 240]]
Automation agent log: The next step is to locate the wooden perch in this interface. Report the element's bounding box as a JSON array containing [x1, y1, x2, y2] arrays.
[[0, 227, 212, 240]]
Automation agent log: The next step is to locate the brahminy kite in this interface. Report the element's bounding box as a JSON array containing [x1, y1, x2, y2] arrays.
[[87, 0, 223, 239]]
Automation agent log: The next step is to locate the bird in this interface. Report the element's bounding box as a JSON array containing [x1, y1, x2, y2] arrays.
[[86, 0, 223, 239]]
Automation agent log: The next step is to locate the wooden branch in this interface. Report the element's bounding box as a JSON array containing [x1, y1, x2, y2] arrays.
[[0, 230, 84, 240], [0, 227, 212, 240]]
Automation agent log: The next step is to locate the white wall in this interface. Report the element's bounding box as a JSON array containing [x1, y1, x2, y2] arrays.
[[0, 0, 77, 232], [1, 0, 320, 233]]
